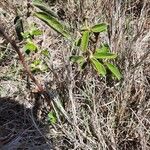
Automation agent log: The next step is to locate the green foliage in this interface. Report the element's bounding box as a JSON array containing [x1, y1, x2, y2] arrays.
[[33, 2, 71, 39], [74, 38, 82, 47], [91, 23, 107, 33], [96, 43, 110, 53], [34, 12, 71, 39], [81, 31, 90, 51], [23, 39, 37, 54], [33, 0, 58, 19], [48, 112, 57, 124], [30, 27, 43, 36], [22, 24, 49, 73], [105, 62, 122, 80], [30, 59, 47, 72], [90, 57, 106, 77], [81, 23, 107, 33], [70, 56, 84, 64], [71, 23, 122, 79], [41, 49, 50, 57], [21, 24, 42, 39], [93, 52, 117, 59], [32, 1, 121, 80]]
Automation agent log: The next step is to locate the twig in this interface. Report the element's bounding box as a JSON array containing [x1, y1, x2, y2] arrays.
[[0, 25, 44, 92], [0, 24, 70, 122]]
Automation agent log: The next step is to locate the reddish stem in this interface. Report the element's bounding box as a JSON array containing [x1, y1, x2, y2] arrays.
[[0, 25, 44, 92]]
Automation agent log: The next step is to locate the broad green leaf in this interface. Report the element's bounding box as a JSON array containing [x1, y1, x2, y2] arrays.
[[34, 12, 71, 39], [97, 43, 110, 53], [105, 62, 122, 80], [91, 23, 107, 33], [33, 0, 59, 19], [70, 56, 84, 64], [93, 52, 117, 59], [91, 58, 106, 76], [48, 112, 57, 124], [81, 31, 89, 51]]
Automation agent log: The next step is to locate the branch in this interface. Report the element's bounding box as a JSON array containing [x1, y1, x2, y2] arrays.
[[0, 25, 44, 92], [0, 24, 73, 122]]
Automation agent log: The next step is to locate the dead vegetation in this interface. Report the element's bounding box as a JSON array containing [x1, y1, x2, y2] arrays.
[[0, 0, 150, 149]]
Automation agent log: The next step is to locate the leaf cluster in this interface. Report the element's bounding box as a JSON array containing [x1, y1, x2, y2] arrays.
[[32, 0, 122, 79], [22, 24, 49, 72]]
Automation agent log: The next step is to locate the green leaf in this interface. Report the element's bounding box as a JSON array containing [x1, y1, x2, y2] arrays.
[[97, 43, 110, 53], [32, 29, 42, 36], [33, 0, 59, 19], [93, 52, 117, 59], [30, 59, 47, 72], [91, 58, 106, 76], [70, 56, 87, 70], [41, 49, 49, 57], [70, 56, 84, 64], [74, 37, 81, 47], [48, 112, 57, 124], [24, 40, 37, 53], [91, 23, 107, 33], [81, 31, 90, 51], [31, 28, 42, 36], [30, 64, 40, 72], [105, 62, 122, 80], [32, 59, 41, 66], [22, 24, 42, 39], [34, 12, 71, 39]]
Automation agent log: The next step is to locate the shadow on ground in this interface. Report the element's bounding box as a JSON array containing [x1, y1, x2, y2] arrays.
[[0, 97, 53, 150]]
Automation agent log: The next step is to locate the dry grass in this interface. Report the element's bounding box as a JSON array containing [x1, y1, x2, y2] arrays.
[[0, 0, 150, 149]]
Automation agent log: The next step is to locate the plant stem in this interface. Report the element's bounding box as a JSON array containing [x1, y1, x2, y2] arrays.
[[0, 25, 44, 92]]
